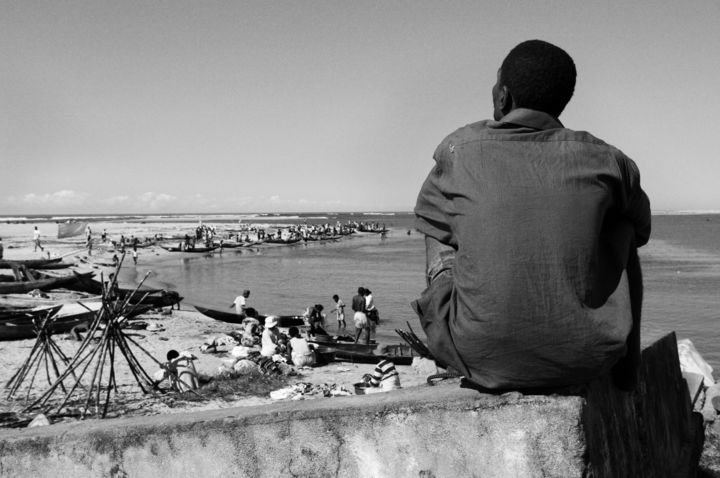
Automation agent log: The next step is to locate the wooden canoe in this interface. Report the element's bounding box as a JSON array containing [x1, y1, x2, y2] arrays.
[[159, 244, 219, 253], [194, 305, 306, 327], [0, 305, 63, 323], [0, 309, 91, 341], [59, 274, 183, 308], [0, 258, 64, 269], [308, 334, 378, 353], [312, 343, 416, 365], [0, 271, 95, 295]]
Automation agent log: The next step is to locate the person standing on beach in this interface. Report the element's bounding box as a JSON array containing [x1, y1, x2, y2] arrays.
[[132, 246, 138, 265], [331, 294, 346, 331], [352, 287, 370, 344], [364, 288, 379, 340], [33, 226, 44, 252], [0, 237, 4, 260], [230, 289, 251, 316], [413, 40, 650, 391]]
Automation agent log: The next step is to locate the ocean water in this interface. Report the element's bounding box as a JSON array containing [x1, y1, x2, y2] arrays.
[[117, 212, 720, 371]]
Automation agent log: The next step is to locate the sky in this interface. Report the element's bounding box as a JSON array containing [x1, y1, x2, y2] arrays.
[[2, 1, 719, 215]]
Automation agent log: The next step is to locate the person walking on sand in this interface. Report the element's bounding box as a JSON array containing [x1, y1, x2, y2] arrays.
[[352, 287, 370, 344], [331, 294, 346, 331], [33, 226, 44, 252], [230, 289, 250, 316], [132, 246, 138, 265], [413, 40, 650, 391]]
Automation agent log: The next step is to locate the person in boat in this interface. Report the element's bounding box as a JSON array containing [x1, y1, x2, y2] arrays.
[[153, 349, 199, 392], [260, 316, 287, 357], [413, 39, 651, 391], [288, 326, 315, 367], [229, 289, 251, 316], [331, 294, 346, 331], [307, 304, 326, 335], [352, 287, 370, 345], [361, 359, 401, 393]]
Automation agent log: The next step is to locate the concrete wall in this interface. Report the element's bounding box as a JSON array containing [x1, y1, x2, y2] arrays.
[[0, 333, 704, 478]]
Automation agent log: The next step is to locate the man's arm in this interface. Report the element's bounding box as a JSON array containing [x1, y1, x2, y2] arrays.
[[424, 236, 456, 286]]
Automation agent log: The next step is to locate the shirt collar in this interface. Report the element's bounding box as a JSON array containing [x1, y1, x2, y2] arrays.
[[494, 108, 564, 130]]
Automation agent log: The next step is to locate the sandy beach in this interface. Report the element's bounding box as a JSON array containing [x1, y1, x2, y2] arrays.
[[0, 220, 431, 424]]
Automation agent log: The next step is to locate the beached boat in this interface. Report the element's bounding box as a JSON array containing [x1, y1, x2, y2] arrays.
[[0, 271, 95, 295], [308, 334, 378, 354], [0, 305, 93, 341], [0, 305, 63, 323], [59, 274, 183, 308], [194, 305, 305, 327], [159, 244, 219, 253], [0, 258, 65, 269], [312, 343, 416, 365]]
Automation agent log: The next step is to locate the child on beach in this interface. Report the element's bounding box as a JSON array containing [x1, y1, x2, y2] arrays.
[[288, 326, 315, 367], [153, 350, 199, 392], [331, 294, 346, 331]]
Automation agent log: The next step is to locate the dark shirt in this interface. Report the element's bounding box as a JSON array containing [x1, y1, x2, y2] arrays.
[[351, 294, 366, 313], [414, 108, 651, 389]]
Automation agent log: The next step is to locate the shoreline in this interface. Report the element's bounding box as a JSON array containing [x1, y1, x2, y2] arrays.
[[0, 220, 430, 425]]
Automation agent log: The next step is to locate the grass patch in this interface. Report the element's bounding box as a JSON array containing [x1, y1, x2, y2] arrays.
[[172, 371, 290, 403]]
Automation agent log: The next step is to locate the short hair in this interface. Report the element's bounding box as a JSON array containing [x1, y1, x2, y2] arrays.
[[288, 326, 300, 338], [500, 40, 576, 117], [332, 294, 339, 301], [167, 349, 179, 360], [357, 287, 365, 295]]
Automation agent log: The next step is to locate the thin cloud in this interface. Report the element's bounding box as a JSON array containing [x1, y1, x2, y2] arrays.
[[138, 192, 177, 210], [8, 190, 89, 206]]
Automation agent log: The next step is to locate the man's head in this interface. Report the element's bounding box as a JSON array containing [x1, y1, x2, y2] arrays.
[[493, 40, 576, 120], [243, 289, 250, 298]]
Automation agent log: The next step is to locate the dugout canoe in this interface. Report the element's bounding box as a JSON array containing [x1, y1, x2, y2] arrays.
[[0, 305, 63, 323], [312, 343, 414, 365], [57, 274, 183, 308], [0, 271, 95, 295], [308, 334, 378, 354], [0, 305, 93, 341], [159, 244, 219, 253], [0, 258, 65, 269], [194, 305, 306, 327]]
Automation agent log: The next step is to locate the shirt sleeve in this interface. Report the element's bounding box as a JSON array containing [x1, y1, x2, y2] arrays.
[[616, 155, 651, 247], [414, 141, 456, 246]]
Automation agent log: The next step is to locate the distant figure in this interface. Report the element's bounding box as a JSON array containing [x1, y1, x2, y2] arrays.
[[229, 289, 251, 316], [0, 237, 3, 260], [288, 326, 315, 367], [86, 237, 93, 256], [101, 229, 107, 242], [132, 246, 138, 265], [331, 294, 346, 331], [33, 226, 43, 252], [112, 254, 119, 267], [352, 287, 370, 344]]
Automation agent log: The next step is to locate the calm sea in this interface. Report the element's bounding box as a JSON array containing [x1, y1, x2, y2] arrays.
[[117, 212, 720, 371]]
